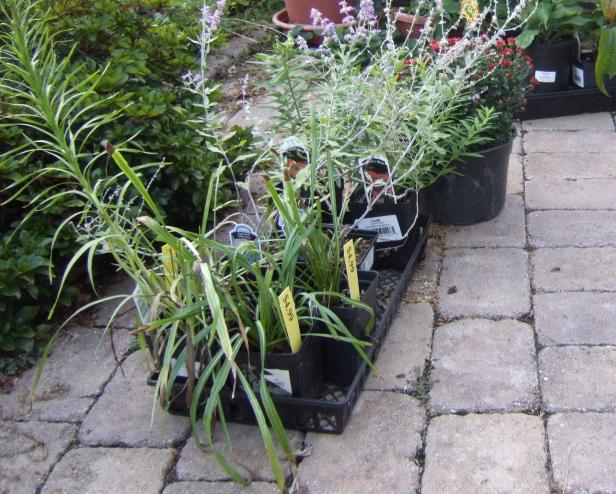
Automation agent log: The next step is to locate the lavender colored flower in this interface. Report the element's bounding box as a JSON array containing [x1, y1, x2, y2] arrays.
[[295, 35, 309, 51], [357, 0, 377, 25]]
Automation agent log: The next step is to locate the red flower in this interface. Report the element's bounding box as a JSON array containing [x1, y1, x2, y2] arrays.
[[496, 39, 505, 48], [502, 48, 514, 57], [524, 55, 533, 63], [487, 63, 495, 70], [448, 37, 461, 45], [506, 37, 517, 46], [501, 60, 511, 68], [530, 76, 540, 85], [403, 59, 411, 65], [430, 40, 441, 52]]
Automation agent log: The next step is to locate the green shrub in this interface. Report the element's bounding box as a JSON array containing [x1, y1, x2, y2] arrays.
[[0, 0, 255, 374]]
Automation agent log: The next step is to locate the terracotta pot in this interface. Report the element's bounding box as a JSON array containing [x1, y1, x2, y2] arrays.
[[284, 0, 348, 25], [272, 9, 353, 46], [393, 9, 426, 39]]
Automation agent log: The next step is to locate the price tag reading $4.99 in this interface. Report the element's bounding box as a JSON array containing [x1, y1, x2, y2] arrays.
[[278, 287, 302, 353], [343, 240, 361, 301]]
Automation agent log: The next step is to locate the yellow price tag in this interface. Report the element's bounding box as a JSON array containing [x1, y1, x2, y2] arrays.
[[161, 244, 178, 284], [278, 287, 302, 353], [343, 240, 361, 301]]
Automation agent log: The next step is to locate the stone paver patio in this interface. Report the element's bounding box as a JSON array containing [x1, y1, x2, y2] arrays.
[[2, 111, 616, 493]]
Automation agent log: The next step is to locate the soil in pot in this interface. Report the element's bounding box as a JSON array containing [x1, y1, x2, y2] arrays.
[[526, 38, 575, 92], [426, 139, 513, 225]]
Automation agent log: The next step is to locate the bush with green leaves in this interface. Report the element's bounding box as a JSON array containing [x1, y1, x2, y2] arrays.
[[0, 0, 254, 375], [40, 0, 255, 227]]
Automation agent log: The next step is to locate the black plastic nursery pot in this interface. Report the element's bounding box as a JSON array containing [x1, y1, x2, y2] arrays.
[[426, 139, 513, 226], [235, 328, 324, 399], [572, 60, 616, 90], [322, 225, 378, 271], [345, 190, 421, 270], [526, 38, 576, 93], [324, 270, 379, 387]]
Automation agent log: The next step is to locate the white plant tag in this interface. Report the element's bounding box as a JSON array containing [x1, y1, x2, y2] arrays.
[[572, 65, 585, 87], [229, 223, 261, 263], [359, 244, 375, 271], [356, 215, 403, 243], [359, 156, 396, 204], [535, 70, 556, 83], [263, 368, 293, 395], [170, 358, 200, 379]]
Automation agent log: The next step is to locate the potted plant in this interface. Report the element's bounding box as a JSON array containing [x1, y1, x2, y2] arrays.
[[425, 36, 536, 224], [591, 0, 616, 93], [517, 0, 596, 92]]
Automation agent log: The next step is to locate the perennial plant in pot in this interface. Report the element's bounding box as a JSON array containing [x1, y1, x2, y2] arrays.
[[426, 35, 536, 224], [517, 0, 596, 91]]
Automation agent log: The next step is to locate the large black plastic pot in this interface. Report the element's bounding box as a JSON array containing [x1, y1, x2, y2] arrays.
[[526, 38, 575, 93], [324, 270, 379, 387], [427, 139, 513, 225], [572, 60, 616, 89]]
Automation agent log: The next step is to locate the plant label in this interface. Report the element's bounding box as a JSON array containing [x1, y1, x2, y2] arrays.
[[343, 240, 361, 301], [263, 368, 293, 396], [359, 244, 375, 271], [535, 70, 556, 83], [229, 223, 261, 264], [278, 287, 302, 353], [356, 215, 403, 243], [572, 65, 585, 88], [360, 156, 396, 205]]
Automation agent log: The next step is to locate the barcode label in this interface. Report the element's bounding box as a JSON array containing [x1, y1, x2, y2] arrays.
[[356, 215, 403, 243]]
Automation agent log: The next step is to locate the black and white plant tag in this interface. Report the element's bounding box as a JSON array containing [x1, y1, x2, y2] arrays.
[[263, 368, 293, 396], [229, 223, 261, 263], [360, 155, 397, 205], [535, 70, 556, 83], [356, 215, 403, 243]]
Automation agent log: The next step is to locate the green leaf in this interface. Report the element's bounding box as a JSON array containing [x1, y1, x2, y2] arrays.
[[596, 26, 616, 95]]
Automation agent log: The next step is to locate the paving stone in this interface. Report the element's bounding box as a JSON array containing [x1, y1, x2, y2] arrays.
[[422, 414, 549, 494], [41, 447, 174, 494], [548, 412, 616, 494], [535, 292, 616, 346], [528, 210, 616, 247], [438, 248, 530, 319], [78, 352, 190, 447], [539, 346, 616, 412], [176, 424, 302, 482], [163, 482, 279, 494], [524, 130, 616, 154], [523, 112, 615, 131], [507, 153, 524, 195], [0, 421, 76, 494], [526, 179, 616, 210], [532, 247, 616, 292], [512, 133, 523, 155], [227, 97, 277, 132], [526, 153, 616, 180], [299, 391, 424, 494], [93, 274, 137, 329], [444, 195, 525, 248], [407, 240, 442, 302], [365, 303, 433, 391], [0, 327, 132, 422], [429, 319, 539, 414]]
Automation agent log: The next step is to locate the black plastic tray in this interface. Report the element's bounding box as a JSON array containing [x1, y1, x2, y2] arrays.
[[523, 86, 616, 120], [148, 215, 431, 434]]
